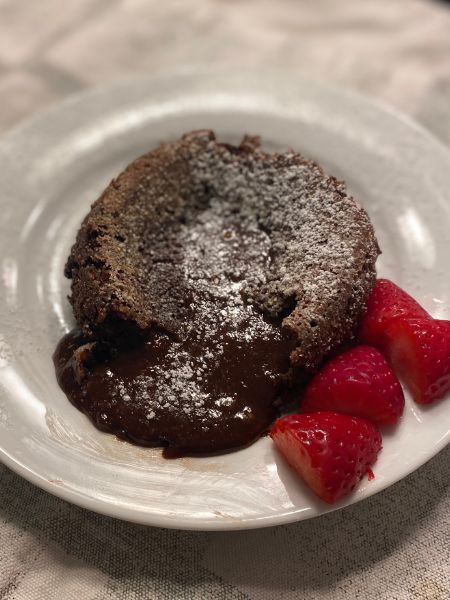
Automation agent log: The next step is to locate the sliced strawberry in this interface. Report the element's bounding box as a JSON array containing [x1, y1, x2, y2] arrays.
[[271, 412, 382, 504], [359, 279, 431, 349], [301, 345, 404, 425], [385, 318, 450, 404]]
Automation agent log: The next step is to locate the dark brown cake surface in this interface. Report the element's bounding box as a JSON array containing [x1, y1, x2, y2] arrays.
[[56, 130, 379, 454]]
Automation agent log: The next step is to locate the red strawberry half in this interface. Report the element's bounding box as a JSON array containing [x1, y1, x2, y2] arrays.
[[301, 345, 404, 425], [359, 279, 431, 349], [385, 318, 450, 404], [271, 412, 382, 504]]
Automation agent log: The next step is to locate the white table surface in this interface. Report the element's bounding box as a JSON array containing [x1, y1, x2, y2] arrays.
[[0, 1, 449, 598]]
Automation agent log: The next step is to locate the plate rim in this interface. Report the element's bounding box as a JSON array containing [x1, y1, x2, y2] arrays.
[[1, 433, 448, 531]]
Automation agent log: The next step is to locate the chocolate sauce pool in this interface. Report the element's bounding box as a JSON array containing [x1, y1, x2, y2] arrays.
[[54, 324, 294, 454], [54, 202, 297, 454]]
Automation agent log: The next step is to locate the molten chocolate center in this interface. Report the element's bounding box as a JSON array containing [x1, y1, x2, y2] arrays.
[[54, 204, 296, 454]]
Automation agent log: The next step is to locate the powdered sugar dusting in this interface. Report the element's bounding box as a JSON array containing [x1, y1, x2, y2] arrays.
[[104, 190, 292, 432], [183, 135, 378, 368]]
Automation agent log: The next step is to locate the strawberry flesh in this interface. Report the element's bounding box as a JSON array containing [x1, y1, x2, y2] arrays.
[[359, 279, 430, 350], [271, 412, 382, 503], [301, 345, 404, 425], [385, 318, 450, 404]]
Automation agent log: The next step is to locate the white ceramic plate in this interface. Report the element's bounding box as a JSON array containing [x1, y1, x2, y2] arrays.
[[0, 70, 449, 531]]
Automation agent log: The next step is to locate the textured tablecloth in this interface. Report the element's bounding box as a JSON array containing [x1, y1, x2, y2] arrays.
[[1, 1, 449, 598]]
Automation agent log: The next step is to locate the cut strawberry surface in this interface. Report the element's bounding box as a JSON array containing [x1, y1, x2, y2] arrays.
[[359, 279, 431, 350], [271, 412, 382, 504], [386, 318, 450, 404], [302, 345, 404, 425]]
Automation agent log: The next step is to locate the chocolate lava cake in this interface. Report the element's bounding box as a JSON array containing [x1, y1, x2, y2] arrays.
[[54, 130, 379, 454]]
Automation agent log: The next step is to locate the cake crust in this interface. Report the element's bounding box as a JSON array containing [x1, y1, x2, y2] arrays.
[[65, 130, 379, 370]]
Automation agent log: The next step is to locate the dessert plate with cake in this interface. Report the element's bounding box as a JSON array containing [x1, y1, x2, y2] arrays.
[[0, 70, 449, 530]]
